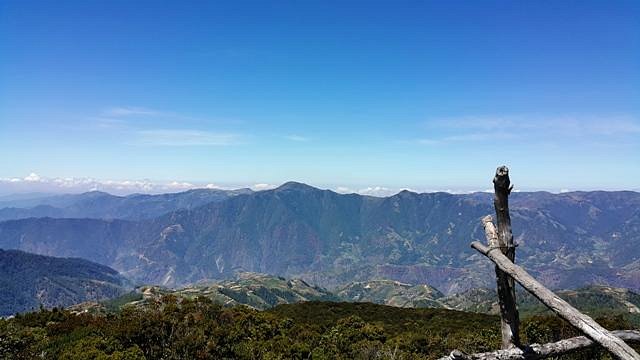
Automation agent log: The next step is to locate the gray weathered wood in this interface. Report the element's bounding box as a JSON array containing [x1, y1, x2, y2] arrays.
[[438, 330, 640, 360], [471, 240, 640, 360], [491, 166, 520, 349]]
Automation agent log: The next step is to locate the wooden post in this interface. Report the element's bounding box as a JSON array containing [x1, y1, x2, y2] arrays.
[[442, 166, 640, 359], [492, 165, 520, 349], [471, 240, 640, 360]]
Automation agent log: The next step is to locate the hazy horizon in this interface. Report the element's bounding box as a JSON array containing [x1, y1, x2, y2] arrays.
[[1, 171, 638, 198]]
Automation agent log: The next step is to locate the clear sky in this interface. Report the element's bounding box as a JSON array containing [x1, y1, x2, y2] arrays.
[[0, 0, 638, 195]]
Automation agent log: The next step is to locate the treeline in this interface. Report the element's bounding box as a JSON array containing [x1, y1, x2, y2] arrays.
[[1, 296, 636, 359]]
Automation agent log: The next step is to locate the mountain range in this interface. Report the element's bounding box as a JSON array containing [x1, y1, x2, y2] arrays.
[[0, 188, 251, 221], [4, 247, 640, 323], [0, 183, 639, 295]]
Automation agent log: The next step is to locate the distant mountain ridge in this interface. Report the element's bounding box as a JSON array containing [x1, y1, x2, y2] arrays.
[[336, 279, 443, 308], [0, 188, 252, 221], [128, 272, 339, 311], [79, 273, 640, 323], [0, 249, 131, 316], [0, 183, 639, 295]]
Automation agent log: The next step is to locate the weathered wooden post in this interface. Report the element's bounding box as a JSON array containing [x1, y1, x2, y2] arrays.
[[440, 166, 640, 360], [492, 166, 520, 349], [471, 241, 640, 360]]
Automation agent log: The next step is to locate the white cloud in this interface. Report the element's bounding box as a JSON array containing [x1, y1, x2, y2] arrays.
[[24, 173, 42, 182], [338, 185, 478, 196], [251, 183, 276, 191], [90, 106, 249, 148], [0, 175, 594, 197], [0, 174, 205, 195], [419, 114, 640, 145], [104, 107, 160, 117], [417, 131, 516, 145], [166, 181, 195, 189], [284, 135, 310, 142], [94, 117, 128, 129], [135, 129, 241, 146], [399, 187, 418, 193], [335, 186, 354, 194], [358, 186, 395, 197]]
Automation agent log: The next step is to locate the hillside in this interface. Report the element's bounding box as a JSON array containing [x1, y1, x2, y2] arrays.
[[1, 184, 639, 294], [76, 273, 640, 331], [337, 279, 444, 308], [4, 296, 636, 360], [0, 249, 131, 316], [442, 285, 640, 322], [130, 272, 339, 310]]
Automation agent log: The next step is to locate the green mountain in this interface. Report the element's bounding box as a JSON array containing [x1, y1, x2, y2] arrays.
[[0, 249, 131, 317], [92, 275, 442, 313], [1, 184, 639, 295], [126, 272, 339, 310], [337, 279, 444, 308], [439, 287, 499, 314], [441, 285, 640, 320], [80, 272, 640, 329]]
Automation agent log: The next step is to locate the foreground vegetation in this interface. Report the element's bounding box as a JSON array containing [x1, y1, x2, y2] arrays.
[[1, 296, 638, 359]]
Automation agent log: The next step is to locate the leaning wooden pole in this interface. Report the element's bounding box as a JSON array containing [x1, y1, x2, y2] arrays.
[[471, 240, 640, 360], [492, 166, 520, 349]]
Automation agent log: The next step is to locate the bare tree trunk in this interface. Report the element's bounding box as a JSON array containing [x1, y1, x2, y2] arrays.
[[492, 166, 520, 349], [439, 330, 640, 360], [471, 240, 640, 360]]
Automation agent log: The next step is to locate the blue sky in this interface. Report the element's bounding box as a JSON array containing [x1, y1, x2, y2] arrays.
[[0, 0, 638, 195]]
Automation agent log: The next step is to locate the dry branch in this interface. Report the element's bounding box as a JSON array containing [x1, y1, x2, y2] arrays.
[[471, 240, 640, 360], [438, 330, 640, 360]]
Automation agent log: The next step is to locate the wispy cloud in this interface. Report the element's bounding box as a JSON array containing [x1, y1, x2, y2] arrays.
[[93, 117, 129, 129], [135, 129, 242, 146], [101, 105, 244, 125], [357, 186, 393, 196], [103, 106, 161, 117], [251, 183, 277, 191], [417, 131, 516, 145], [0, 173, 196, 195], [93, 106, 249, 147], [425, 114, 640, 134], [0, 173, 280, 195], [284, 134, 310, 142], [416, 114, 640, 145], [0, 174, 593, 196], [335, 186, 401, 197], [334, 186, 354, 194]]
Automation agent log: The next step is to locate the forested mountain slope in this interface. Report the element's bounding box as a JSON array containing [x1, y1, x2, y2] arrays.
[[0, 184, 638, 294], [0, 249, 131, 316]]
